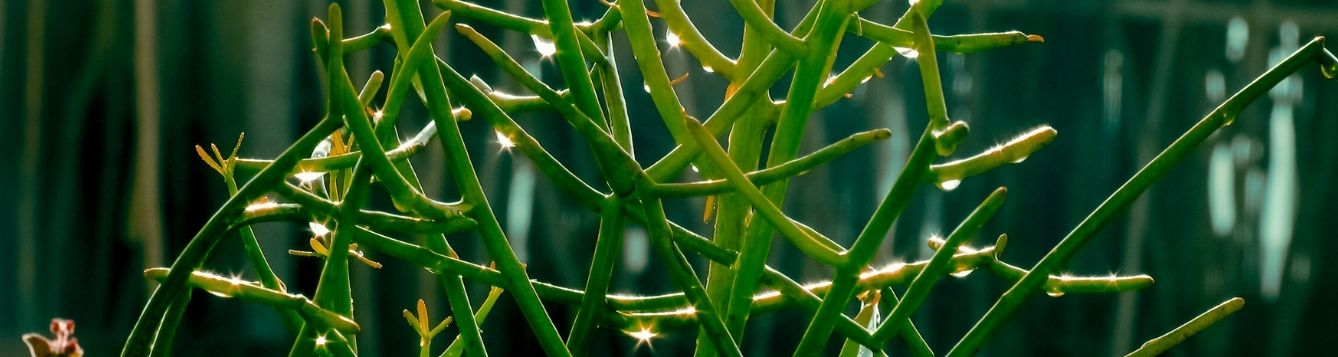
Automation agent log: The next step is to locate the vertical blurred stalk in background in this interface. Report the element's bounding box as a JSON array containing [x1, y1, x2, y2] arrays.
[[130, 0, 165, 296]]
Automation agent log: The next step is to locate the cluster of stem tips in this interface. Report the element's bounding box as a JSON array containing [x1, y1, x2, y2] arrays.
[[121, 0, 1338, 356]]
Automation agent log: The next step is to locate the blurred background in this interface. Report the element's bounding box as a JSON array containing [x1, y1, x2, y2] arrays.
[[3, 0, 1337, 355]]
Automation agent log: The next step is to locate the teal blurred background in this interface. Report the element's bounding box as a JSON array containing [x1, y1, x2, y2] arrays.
[[3, 0, 1337, 355]]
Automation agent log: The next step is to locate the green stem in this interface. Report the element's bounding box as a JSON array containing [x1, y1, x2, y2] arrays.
[[652, 0, 739, 80], [431, 58, 576, 357], [223, 167, 303, 333], [378, 11, 455, 131], [685, 118, 846, 265], [702, 112, 768, 347], [791, 125, 936, 355], [763, 268, 879, 351], [636, 195, 744, 357], [342, 24, 394, 53], [441, 287, 507, 357], [728, 0, 806, 55], [924, 237, 1157, 294], [454, 24, 639, 196], [566, 197, 625, 355], [701, 2, 777, 347], [394, 0, 573, 354], [540, 0, 607, 124], [143, 268, 361, 333], [818, 0, 946, 110], [907, 8, 948, 136], [148, 290, 191, 357], [875, 287, 934, 357], [724, 0, 852, 343], [928, 126, 1056, 185], [948, 36, 1335, 357], [238, 197, 476, 236], [338, 9, 467, 221], [433, 0, 549, 37], [819, 22, 1042, 108], [871, 188, 1007, 344], [1124, 298, 1245, 357], [642, 6, 828, 181], [624, 244, 1002, 330], [434, 57, 607, 205], [380, 3, 491, 354], [851, 19, 1041, 55], [593, 32, 635, 153], [294, 8, 368, 353], [120, 117, 339, 357], [617, 0, 697, 145], [792, 5, 949, 352], [651, 128, 890, 197]]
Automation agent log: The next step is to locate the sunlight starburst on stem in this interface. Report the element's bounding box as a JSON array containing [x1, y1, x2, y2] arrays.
[[665, 31, 682, 49], [495, 131, 515, 151]]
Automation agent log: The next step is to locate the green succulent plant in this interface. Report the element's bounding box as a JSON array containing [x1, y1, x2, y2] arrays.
[[120, 0, 1338, 356]]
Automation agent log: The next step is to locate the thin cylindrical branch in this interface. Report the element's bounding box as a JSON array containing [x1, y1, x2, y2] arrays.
[[617, 0, 700, 147], [1124, 298, 1245, 357], [455, 24, 642, 196], [334, 15, 491, 349], [340, 217, 988, 348], [792, 126, 936, 355], [820, 20, 1042, 108], [948, 36, 1335, 357], [345, 221, 1133, 341], [636, 195, 744, 357], [926, 238, 1156, 294], [652, 128, 890, 197], [725, 0, 854, 343], [792, 5, 945, 351], [872, 188, 1007, 344], [234, 120, 439, 175], [387, 0, 565, 354], [652, 0, 739, 80], [642, 3, 828, 182], [121, 118, 341, 357], [435, 57, 607, 207], [431, 0, 613, 38], [342, 24, 393, 53], [698, 0, 782, 344], [204, 143, 302, 333], [874, 288, 935, 357], [728, 0, 807, 55], [294, 7, 370, 353], [851, 17, 1041, 55], [621, 244, 1001, 329], [434, 0, 549, 36], [819, 0, 948, 112], [908, 8, 949, 138], [377, 10, 462, 133], [566, 197, 625, 354], [441, 287, 507, 357], [928, 126, 1057, 187], [594, 32, 634, 153], [152, 290, 191, 357], [762, 268, 881, 351], [641, 47, 796, 180], [685, 118, 847, 266], [143, 269, 360, 334], [540, 0, 606, 124], [333, 10, 468, 221], [255, 185, 477, 235]]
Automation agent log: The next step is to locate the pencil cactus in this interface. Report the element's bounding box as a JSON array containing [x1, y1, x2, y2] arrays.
[[120, 0, 1338, 356]]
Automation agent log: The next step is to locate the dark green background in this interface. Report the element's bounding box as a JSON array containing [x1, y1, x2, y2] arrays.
[[3, 0, 1337, 355]]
